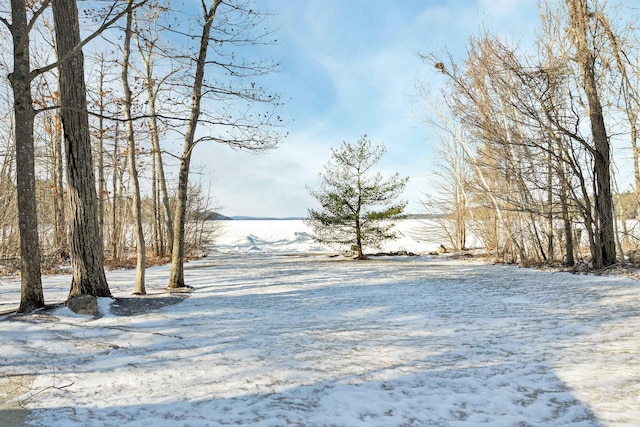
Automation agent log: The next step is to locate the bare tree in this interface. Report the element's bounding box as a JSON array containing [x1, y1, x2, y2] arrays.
[[121, 0, 146, 294], [94, 53, 109, 243], [596, 11, 640, 199], [2, 0, 48, 312], [168, 0, 222, 289], [565, 0, 615, 268], [2, 0, 148, 309], [110, 122, 127, 263], [419, 105, 469, 251], [421, 0, 631, 269], [52, 0, 111, 297], [133, 3, 177, 257], [168, 0, 283, 288]]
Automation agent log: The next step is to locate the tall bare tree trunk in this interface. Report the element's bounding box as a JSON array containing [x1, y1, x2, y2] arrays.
[[146, 85, 172, 255], [546, 143, 555, 262], [8, 0, 45, 312], [169, 0, 222, 289], [598, 13, 640, 219], [566, 0, 615, 268], [52, 0, 111, 297], [96, 54, 107, 242], [169, 154, 192, 288], [135, 8, 174, 257], [149, 97, 173, 256], [111, 123, 121, 262], [121, 2, 146, 294], [557, 141, 575, 266], [151, 145, 161, 256], [52, 112, 67, 257], [632, 130, 640, 207]]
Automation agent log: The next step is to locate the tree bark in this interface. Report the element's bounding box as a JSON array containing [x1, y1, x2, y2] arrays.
[[151, 141, 161, 256], [96, 54, 107, 243], [169, 154, 192, 288], [146, 79, 172, 256], [168, 0, 222, 289], [52, 112, 67, 258], [632, 129, 640, 207], [111, 123, 121, 262], [135, 7, 174, 257], [566, 0, 615, 268], [52, 0, 111, 297], [597, 12, 640, 219], [8, 0, 45, 312]]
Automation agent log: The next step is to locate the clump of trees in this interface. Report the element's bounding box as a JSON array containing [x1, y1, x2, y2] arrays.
[[306, 136, 408, 259], [422, 0, 640, 269], [0, 0, 283, 312]]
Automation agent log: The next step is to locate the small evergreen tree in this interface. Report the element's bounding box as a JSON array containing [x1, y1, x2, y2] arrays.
[[306, 136, 409, 259]]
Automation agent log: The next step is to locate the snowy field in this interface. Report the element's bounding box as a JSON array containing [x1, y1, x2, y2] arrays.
[[1, 220, 639, 426]]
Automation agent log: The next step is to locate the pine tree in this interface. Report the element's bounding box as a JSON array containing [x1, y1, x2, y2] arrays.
[[307, 136, 408, 259]]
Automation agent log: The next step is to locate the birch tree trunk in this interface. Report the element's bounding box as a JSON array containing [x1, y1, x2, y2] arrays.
[[52, 0, 111, 297]]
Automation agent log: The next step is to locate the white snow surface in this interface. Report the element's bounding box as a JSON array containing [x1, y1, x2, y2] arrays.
[[212, 219, 440, 254], [0, 220, 639, 426]]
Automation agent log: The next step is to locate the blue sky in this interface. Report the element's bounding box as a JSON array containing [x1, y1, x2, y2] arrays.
[[198, 0, 541, 217]]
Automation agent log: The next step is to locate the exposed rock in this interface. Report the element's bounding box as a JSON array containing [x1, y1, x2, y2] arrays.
[[67, 294, 98, 316]]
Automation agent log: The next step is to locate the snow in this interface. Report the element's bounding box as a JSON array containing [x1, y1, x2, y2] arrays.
[[1, 219, 639, 426], [213, 219, 441, 254]]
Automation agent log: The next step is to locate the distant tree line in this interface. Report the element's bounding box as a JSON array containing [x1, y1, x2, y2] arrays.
[[421, 0, 640, 269], [0, 0, 283, 311]]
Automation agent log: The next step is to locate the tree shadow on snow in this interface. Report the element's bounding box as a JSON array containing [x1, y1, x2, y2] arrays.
[[4, 256, 639, 425], [19, 361, 605, 426]]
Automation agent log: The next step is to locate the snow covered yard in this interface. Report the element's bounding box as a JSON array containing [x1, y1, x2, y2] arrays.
[[1, 221, 640, 426]]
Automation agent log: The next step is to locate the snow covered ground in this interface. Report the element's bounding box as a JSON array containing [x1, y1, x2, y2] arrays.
[[212, 219, 443, 255], [1, 220, 639, 426]]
